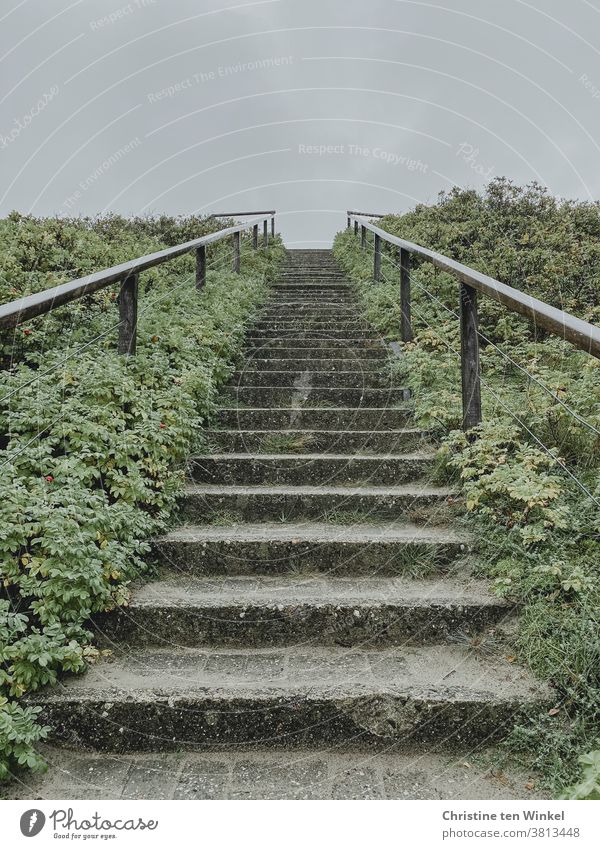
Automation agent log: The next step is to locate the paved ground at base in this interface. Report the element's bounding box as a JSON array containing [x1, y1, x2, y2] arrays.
[[5, 746, 543, 800]]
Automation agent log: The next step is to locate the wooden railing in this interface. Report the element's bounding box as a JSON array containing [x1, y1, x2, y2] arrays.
[[211, 210, 276, 241], [347, 211, 600, 430], [0, 212, 275, 356]]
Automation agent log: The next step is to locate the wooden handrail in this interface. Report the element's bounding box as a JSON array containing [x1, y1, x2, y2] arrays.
[[348, 211, 600, 429], [0, 213, 275, 355]]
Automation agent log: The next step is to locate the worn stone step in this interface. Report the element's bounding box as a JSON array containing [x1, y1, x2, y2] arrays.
[[221, 386, 410, 407], [30, 645, 549, 752], [252, 321, 370, 331], [216, 407, 415, 429], [247, 329, 383, 340], [154, 521, 466, 576], [264, 302, 354, 312], [271, 285, 351, 293], [204, 428, 428, 453], [244, 338, 387, 352], [230, 371, 394, 388], [7, 746, 531, 800], [267, 296, 356, 304], [260, 308, 361, 319], [235, 357, 386, 372], [94, 575, 512, 649], [189, 453, 434, 486], [242, 349, 388, 362], [181, 482, 456, 523]]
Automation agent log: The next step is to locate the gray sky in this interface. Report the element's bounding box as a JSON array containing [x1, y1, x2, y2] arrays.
[[2, 0, 600, 245]]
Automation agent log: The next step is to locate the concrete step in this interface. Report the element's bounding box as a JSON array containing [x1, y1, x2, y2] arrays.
[[229, 371, 394, 388], [181, 482, 457, 523], [216, 407, 415, 429], [260, 308, 361, 318], [220, 386, 410, 407], [266, 296, 357, 304], [271, 286, 351, 293], [8, 746, 533, 800], [244, 338, 387, 352], [154, 521, 466, 576], [239, 358, 387, 372], [246, 329, 383, 340], [252, 321, 371, 331], [204, 428, 428, 453], [94, 574, 513, 649], [189, 453, 434, 486], [267, 296, 355, 304], [242, 349, 388, 361], [30, 645, 549, 752]]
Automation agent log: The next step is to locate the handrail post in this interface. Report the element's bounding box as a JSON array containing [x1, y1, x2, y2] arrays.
[[271, 215, 275, 237], [347, 216, 351, 229], [252, 224, 259, 250], [354, 220, 358, 236], [232, 231, 241, 272], [460, 282, 482, 430], [400, 248, 413, 342], [195, 245, 206, 289], [263, 219, 268, 248], [374, 233, 381, 282], [118, 272, 138, 355], [361, 225, 366, 249]]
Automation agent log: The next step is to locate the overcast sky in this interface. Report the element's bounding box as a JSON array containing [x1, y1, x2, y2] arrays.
[[2, 0, 600, 245]]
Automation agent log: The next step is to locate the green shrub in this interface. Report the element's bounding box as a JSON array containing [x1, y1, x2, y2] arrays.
[[0, 212, 284, 780], [334, 182, 600, 794]]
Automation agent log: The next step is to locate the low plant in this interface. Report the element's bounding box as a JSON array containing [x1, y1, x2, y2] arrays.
[[333, 181, 600, 794], [0, 213, 284, 780]]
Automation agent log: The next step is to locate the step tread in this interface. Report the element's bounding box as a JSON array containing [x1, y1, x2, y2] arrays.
[[126, 574, 506, 609], [159, 521, 464, 544], [185, 483, 454, 497], [206, 428, 424, 436], [193, 451, 434, 462], [31, 645, 547, 703], [6, 746, 530, 800]]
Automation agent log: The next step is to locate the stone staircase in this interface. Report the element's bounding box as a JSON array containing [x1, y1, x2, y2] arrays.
[[28, 249, 548, 798]]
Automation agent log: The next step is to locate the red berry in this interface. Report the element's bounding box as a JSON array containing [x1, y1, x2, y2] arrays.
[[23, 328, 32, 336], [45, 475, 54, 482], [159, 422, 166, 429]]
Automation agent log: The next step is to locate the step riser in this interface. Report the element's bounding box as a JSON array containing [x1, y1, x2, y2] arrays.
[[252, 323, 370, 331], [267, 296, 356, 303], [36, 696, 534, 752], [261, 309, 361, 318], [230, 372, 393, 388], [153, 538, 463, 577], [189, 456, 433, 486], [271, 287, 351, 293], [221, 388, 410, 406], [182, 491, 454, 523], [216, 409, 414, 429], [246, 331, 382, 340], [94, 602, 510, 649], [244, 339, 386, 351], [243, 349, 388, 360], [235, 358, 385, 371], [205, 430, 427, 453]]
